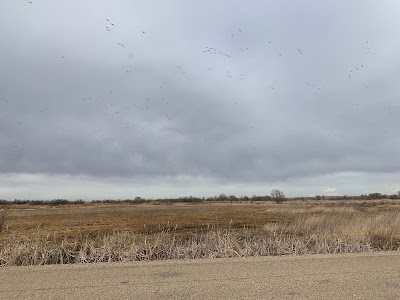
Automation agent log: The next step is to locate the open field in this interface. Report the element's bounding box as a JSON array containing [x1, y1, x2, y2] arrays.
[[1, 200, 399, 266]]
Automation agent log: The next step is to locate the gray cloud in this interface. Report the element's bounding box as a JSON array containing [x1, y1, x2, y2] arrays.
[[1, 0, 400, 198]]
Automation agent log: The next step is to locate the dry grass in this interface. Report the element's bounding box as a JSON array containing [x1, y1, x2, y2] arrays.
[[0, 200, 399, 266], [0, 209, 8, 234]]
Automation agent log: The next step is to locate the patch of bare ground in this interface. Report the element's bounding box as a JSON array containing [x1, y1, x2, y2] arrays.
[[0, 200, 399, 266]]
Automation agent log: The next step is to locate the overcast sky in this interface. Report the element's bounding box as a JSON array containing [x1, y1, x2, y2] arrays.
[[1, 0, 400, 200]]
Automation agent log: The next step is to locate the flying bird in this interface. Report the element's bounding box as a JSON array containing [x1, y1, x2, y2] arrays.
[[219, 51, 231, 58], [116, 43, 125, 48], [297, 48, 303, 55], [106, 19, 115, 26]]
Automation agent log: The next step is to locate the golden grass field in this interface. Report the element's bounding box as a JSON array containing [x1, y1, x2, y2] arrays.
[[1, 201, 286, 239], [1, 200, 399, 266]]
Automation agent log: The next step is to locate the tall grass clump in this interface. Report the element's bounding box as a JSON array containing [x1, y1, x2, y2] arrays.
[[0, 209, 8, 234], [1, 220, 399, 267]]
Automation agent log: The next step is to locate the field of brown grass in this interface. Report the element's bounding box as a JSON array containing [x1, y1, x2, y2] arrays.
[[1, 200, 399, 266], [0, 201, 288, 240]]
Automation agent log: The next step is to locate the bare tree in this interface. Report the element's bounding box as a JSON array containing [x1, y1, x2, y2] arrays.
[[271, 189, 286, 203]]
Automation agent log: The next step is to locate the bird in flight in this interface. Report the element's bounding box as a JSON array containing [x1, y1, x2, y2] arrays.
[[106, 19, 115, 26], [219, 51, 231, 58], [297, 48, 303, 55], [28, 1, 32, 3], [116, 43, 125, 48]]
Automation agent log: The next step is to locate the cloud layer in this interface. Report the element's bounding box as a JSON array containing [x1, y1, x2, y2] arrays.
[[1, 1, 400, 199]]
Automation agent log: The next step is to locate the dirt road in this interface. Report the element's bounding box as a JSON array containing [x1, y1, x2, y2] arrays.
[[1, 252, 399, 299]]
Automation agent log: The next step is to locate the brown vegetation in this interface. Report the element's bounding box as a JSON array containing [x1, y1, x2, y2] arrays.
[[0, 209, 8, 234], [0, 200, 399, 266]]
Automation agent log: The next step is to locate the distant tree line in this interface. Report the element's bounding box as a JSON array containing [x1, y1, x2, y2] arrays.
[[314, 192, 400, 200], [0, 199, 85, 205], [0, 190, 399, 205]]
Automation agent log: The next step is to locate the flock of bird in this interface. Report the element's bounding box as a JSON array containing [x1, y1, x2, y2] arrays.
[[1, 3, 398, 176]]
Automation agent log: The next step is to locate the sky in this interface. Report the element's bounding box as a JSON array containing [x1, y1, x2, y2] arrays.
[[1, 0, 400, 200]]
